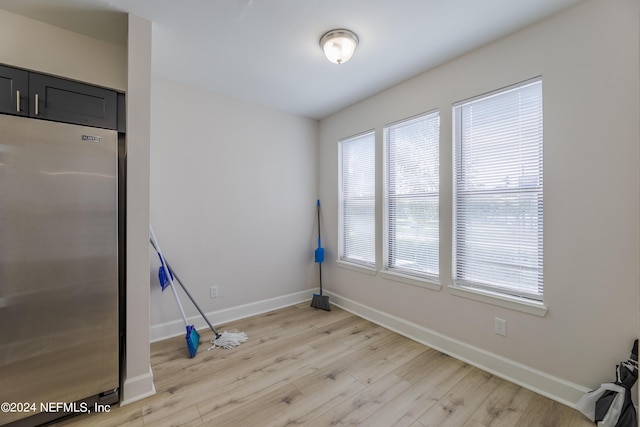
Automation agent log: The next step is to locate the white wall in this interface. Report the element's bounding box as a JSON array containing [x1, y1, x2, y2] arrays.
[[122, 14, 155, 405], [0, 9, 126, 90], [149, 77, 318, 339], [318, 0, 639, 405]]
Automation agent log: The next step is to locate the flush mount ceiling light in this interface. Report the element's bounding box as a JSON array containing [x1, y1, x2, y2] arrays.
[[320, 29, 359, 64]]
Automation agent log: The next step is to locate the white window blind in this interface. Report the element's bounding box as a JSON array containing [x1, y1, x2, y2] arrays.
[[384, 112, 439, 279], [453, 78, 543, 301], [339, 131, 376, 267]]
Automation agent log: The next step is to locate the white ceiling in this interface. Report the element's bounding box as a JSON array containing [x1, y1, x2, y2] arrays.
[[0, 0, 583, 119]]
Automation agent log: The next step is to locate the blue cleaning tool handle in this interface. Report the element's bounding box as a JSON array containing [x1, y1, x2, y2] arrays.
[[315, 199, 324, 263], [317, 200, 321, 246]]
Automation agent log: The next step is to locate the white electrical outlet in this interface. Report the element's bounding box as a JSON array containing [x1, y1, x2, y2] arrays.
[[210, 286, 218, 299], [494, 317, 507, 336]]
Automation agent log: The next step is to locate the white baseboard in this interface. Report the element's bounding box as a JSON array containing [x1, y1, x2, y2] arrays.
[[150, 288, 314, 342], [120, 366, 156, 406], [325, 291, 590, 408]]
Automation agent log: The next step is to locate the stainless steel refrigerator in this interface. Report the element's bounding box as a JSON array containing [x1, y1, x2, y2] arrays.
[[0, 114, 119, 426]]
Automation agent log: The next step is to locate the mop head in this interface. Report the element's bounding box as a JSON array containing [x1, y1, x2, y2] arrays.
[[185, 325, 200, 358], [208, 330, 248, 350]]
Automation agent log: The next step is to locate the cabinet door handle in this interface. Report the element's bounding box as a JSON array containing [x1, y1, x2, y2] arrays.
[[34, 94, 39, 115], [16, 90, 20, 112]]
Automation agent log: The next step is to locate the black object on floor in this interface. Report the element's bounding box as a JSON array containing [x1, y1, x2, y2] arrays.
[[311, 199, 330, 311]]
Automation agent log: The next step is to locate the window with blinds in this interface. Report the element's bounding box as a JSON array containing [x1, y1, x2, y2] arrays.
[[453, 78, 543, 302], [384, 112, 439, 280], [339, 131, 376, 267]]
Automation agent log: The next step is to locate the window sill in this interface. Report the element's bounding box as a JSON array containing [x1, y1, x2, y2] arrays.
[[449, 283, 548, 317], [380, 270, 441, 291], [336, 260, 377, 276]]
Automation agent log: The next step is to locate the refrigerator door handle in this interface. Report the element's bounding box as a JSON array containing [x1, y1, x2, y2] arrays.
[[34, 93, 39, 115], [16, 90, 20, 112]]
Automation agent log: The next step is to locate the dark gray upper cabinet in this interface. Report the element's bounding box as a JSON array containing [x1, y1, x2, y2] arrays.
[[0, 64, 122, 130], [30, 73, 118, 130], [0, 64, 28, 116]]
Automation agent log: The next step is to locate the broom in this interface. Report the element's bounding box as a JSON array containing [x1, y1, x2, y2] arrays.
[[150, 225, 200, 358], [149, 237, 247, 350], [311, 199, 330, 311]]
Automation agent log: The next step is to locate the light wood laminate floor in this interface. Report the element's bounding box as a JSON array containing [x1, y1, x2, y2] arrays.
[[58, 303, 593, 426]]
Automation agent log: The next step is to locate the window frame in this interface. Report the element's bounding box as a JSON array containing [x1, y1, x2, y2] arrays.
[[382, 111, 440, 289], [338, 130, 376, 270], [452, 77, 545, 310]]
